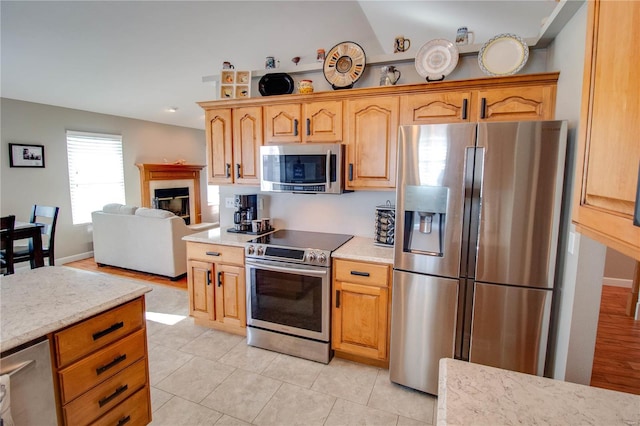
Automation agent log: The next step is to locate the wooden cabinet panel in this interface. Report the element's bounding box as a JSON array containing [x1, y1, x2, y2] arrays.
[[400, 92, 471, 124], [187, 259, 215, 321], [205, 109, 233, 184], [216, 263, 246, 328], [91, 386, 151, 426], [264, 103, 301, 144], [54, 298, 144, 368], [186, 241, 247, 335], [265, 101, 343, 144], [345, 97, 399, 190], [475, 86, 555, 122], [232, 106, 262, 185], [573, 0, 640, 260]]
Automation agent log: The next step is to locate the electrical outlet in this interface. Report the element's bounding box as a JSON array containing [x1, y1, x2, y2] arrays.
[[225, 197, 235, 208]]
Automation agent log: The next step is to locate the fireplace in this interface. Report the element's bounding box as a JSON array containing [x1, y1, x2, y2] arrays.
[[153, 187, 191, 224], [136, 163, 206, 224]]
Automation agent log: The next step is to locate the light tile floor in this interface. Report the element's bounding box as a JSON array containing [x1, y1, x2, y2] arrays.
[[144, 282, 437, 425]]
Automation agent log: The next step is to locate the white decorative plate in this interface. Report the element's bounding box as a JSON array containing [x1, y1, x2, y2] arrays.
[[415, 39, 459, 81], [478, 33, 529, 76]]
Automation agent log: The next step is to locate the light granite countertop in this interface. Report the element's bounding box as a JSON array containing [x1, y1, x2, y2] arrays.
[[184, 228, 395, 265], [0, 266, 151, 353], [332, 236, 394, 264], [437, 358, 640, 426], [183, 226, 270, 247]]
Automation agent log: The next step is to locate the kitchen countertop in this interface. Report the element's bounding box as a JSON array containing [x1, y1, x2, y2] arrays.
[[0, 266, 151, 353], [183, 226, 271, 247], [437, 358, 640, 425], [332, 236, 394, 264]]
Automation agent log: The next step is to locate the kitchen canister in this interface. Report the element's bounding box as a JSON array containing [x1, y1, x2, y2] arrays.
[[374, 200, 395, 247]]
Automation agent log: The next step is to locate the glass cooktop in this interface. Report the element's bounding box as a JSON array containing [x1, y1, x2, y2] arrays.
[[247, 229, 352, 251]]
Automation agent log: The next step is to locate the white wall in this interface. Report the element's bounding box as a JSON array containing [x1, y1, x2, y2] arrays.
[[546, 3, 607, 384], [0, 98, 207, 263]]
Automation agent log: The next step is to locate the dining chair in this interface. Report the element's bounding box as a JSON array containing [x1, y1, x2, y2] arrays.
[[1, 215, 16, 275], [13, 205, 59, 267]]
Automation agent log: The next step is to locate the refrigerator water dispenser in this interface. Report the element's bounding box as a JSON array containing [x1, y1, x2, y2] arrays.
[[403, 185, 448, 256]]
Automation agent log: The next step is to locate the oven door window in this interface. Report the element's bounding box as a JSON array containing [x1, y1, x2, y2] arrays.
[[250, 268, 323, 332]]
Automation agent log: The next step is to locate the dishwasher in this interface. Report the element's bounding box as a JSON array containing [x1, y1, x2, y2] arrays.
[[1, 338, 57, 425]]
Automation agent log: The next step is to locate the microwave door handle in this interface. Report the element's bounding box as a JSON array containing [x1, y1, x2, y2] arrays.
[[326, 149, 331, 189]]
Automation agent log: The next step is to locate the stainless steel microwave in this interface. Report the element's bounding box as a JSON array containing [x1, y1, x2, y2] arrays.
[[260, 143, 347, 194]]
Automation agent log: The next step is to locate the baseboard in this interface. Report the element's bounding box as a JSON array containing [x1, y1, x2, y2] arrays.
[[58, 251, 94, 265], [602, 277, 633, 288]]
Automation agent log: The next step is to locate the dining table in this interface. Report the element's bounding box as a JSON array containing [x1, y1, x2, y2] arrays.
[[8, 221, 45, 268]]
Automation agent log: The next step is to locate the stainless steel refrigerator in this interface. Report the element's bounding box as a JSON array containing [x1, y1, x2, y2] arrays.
[[389, 121, 567, 395]]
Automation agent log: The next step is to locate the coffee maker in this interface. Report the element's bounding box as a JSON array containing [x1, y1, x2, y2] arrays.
[[232, 194, 259, 232]]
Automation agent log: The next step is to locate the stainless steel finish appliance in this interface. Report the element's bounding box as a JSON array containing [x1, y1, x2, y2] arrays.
[[0, 339, 57, 425], [230, 194, 262, 233], [390, 121, 567, 395], [245, 229, 352, 363], [260, 143, 348, 194]]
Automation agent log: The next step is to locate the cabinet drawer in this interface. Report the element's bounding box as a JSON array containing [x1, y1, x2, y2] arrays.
[[59, 329, 146, 404], [54, 298, 145, 368], [187, 242, 244, 266], [334, 259, 389, 287], [63, 358, 147, 426], [91, 386, 151, 426]]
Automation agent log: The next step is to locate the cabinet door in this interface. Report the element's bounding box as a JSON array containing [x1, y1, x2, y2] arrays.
[[187, 260, 215, 321], [400, 92, 471, 124], [264, 103, 302, 144], [345, 97, 399, 190], [304, 100, 343, 142], [573, 0, 640, 260], [232, 106, 262, 185], [215, 263, 246, 328], [332, 281, 388, 360], [205, 109, 233, 184], [475, 86, 555, 122]]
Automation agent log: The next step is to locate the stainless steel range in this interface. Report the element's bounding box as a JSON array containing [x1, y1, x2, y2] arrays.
[[245, 229, 353, 363]]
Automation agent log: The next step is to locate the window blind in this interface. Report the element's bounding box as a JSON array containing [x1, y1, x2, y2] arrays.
[[66, 130, 125, 224]]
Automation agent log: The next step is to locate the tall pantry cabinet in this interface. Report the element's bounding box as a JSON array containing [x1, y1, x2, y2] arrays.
[[573, 0, 640, 262]]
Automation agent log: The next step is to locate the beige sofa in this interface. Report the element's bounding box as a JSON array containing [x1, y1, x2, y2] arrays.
[[91, 204, 216, 280]]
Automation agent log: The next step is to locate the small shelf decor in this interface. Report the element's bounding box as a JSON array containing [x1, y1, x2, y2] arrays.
[[220, 70, 251, 99]]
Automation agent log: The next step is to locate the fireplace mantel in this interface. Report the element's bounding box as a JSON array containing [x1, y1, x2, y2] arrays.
[[136, 163, 206, 224]]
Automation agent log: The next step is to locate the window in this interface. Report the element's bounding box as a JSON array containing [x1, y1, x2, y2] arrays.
[[66, 130, 125, 224]]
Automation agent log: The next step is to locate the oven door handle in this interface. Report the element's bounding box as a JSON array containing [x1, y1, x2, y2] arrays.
[[247, 261, 328, 277]]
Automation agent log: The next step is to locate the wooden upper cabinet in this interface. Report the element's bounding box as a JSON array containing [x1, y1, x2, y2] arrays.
[[573, 0, 640, 261], [205, 109, 233, 184], [345, 97, 399, 190], [232, 106, 262, 185], [264, 101, 343, 144], [475, 85, 555, 122], [400, 91, 472, 124]]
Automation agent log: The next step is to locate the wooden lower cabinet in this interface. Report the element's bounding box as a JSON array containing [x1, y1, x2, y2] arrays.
[[186, 241, 247, 335], [332, 259, 391, 367], [51, 297, 151, 426]]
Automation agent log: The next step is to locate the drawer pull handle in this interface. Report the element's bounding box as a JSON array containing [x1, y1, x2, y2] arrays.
[[92, 321, 124, 341], [336, 290, 341, 308], [98, 384, 128, 408], [218, 271, 223, 287], [207, 270, 212, 286], [294, 119, 299, 136], [96, 354, 127, 375], [462, 98, 468, 120], [206, 251, 221, 256], [350, 271, 370, 277], [225, 163, 231, 178], [117, 415, 131, 426], [480, 97, 487, 119]]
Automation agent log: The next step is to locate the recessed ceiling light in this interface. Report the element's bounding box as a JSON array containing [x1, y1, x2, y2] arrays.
[[167, 107, 178, 113]]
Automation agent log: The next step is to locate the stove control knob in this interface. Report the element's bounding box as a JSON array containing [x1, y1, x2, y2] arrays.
[[318, 253, 327, 264], [256, 246, 264, 256], [307, 252, 316, 262], [247, 245, 255, 255]]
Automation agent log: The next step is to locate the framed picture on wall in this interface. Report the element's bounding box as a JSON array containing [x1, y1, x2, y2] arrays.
[[9, 143, 45, 168]]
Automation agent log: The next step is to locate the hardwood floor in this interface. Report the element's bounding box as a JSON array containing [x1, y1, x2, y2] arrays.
[[64, 257, 187, 290], [63, 259, 640, 395], [590, 285, 640, 395]]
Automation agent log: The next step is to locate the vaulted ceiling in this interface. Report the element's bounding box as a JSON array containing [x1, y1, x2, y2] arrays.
[[1, 1, 575, 130]]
